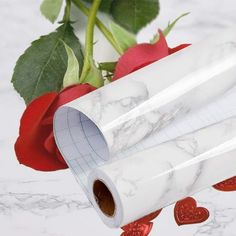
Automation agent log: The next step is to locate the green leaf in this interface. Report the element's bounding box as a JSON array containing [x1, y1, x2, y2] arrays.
[[12, 23, 83, 104], [62, 42, 80, 88], [83, 60, 104, 88], [163, 12, 190, 37], [99, 61, 117, 73], [150, 12, 190, 44], [109, 22, 136, 53], [40, 0, 63, 23], [111, 0, 160, 34], [82, 0, 113, 13]]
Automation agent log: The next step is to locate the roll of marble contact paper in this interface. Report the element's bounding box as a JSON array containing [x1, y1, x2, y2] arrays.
[[53, 27, 236, 227], [88, 117, 236, 227]]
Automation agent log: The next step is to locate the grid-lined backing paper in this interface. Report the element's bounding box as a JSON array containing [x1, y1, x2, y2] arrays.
[[54, 86, 236, 195]]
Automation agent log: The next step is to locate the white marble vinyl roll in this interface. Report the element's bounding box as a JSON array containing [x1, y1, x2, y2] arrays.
[[54, 27, 236, 158], [88, 117, 236, 227], [53, 27, 236, 228]]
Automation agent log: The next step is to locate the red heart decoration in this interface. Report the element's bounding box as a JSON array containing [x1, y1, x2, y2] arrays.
[[213, 176, 236, 191], [174, 197, 209, 226], [121, 209, 162, 236], [121, 222, 153, 236]]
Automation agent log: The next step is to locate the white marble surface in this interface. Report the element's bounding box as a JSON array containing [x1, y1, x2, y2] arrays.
[[1, 0, 236, 235]]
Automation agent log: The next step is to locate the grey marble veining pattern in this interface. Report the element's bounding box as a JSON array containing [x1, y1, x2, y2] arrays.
[[1, 0, 236, 235], [0, 180, 91, 216], [193, 205, 236, 236]]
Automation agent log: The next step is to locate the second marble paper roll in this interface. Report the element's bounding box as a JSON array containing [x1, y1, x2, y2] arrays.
[[88, 117, 236, 227]]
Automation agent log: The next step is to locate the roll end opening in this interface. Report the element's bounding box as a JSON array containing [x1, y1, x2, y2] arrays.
[[93, 180, 115, 217]]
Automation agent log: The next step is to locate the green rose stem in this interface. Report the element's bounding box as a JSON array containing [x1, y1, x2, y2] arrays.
[[63, 0, 72, 22], [72, 0, 122, 54], [79, 0, 102, 82]]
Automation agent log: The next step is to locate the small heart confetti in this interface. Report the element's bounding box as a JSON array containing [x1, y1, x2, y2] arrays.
[[121, 222, 153, 236], [174, 197, 209, 226], [121, 209, 162, 236], [213, 176, 236, 191]]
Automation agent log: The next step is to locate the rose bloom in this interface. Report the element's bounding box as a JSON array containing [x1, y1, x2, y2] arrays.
[[113, 31, 190, 80], [15, 32, 189, 171], [15, 84, 95, 171]]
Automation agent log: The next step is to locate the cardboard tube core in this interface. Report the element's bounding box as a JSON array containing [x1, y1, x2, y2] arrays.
[[93, 180, 115, 217]]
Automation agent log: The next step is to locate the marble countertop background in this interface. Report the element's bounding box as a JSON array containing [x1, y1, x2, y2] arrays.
[[0, 0, 236, 235]]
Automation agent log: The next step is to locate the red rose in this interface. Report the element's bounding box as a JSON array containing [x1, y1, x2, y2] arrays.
[[113, 31, 190, 80], [15, 84, 96, 171]]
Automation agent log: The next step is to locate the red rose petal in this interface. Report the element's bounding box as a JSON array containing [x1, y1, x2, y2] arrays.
[[57, 84, 95, 106], [44, 132, 67, 166], [169, 44, 191, 54], [44, 132, 57, 154], [213, 176, 236, 191], [174, 197, 210, 226], [15, 93, 67, 171], [41, 116, 54, 125], [113, 31, 169, 80], [55, 148, 67, 165], [46, 84, 96, 117], [18, 92, 57, 136]]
